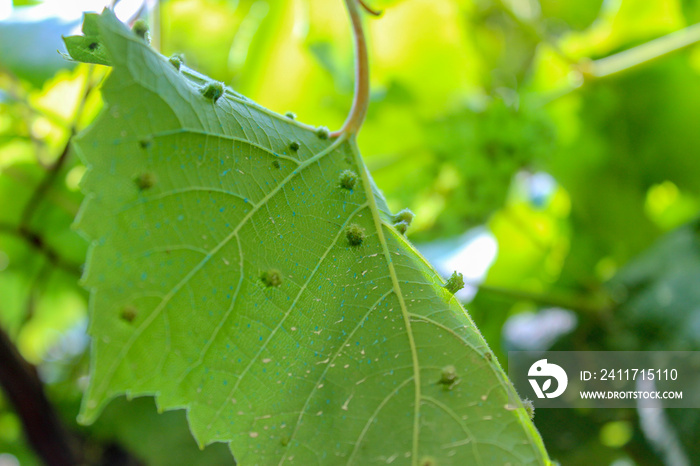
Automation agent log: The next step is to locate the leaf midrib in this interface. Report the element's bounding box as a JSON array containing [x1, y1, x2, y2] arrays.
[[347, 137, 422, 466]]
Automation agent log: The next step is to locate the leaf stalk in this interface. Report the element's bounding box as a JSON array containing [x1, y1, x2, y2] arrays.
[[333, 0, 375, 137]]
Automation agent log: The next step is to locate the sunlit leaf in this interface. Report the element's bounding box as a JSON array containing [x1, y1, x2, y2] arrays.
[[62, 13, 111, 66], [69, 10, 550, 465]]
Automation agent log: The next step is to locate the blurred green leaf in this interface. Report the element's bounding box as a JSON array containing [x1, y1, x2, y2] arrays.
[[609, 220, 700, 351], [89, 397, 233, 466], [539, 0, 604, 31]]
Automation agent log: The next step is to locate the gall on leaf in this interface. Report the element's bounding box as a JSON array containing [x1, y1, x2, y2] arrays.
[[437, 365, 458, 389], [134, 173, 156, 191], [393, 220, 409, 235], [289, 141, 300, 152], [315, 126, 330, 140], [261, 269, 283, 288], [285, 112, 296, 120], [200, 81, 225, 103], [393, 208, 414, 226], [338, 170, 358, 191], [444, 271, 464, 294], [169, 54, 183, 70], [120, 306, 137, 323], [345, 224, 365, 246], [131, 19, 150, 43]]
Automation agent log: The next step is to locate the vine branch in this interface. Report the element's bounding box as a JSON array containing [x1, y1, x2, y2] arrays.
[[333, 0, 377, 137], [1, 67, 96, 279], [0, 325, 79, 466], [20, 66, 94, 231], [471, 282, 611, 315], [0, 222, 82, 276], [582, 22, 700, 78], [0, 324, 144, 465]]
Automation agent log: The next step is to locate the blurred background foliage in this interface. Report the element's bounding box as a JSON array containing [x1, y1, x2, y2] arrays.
[[1, 0, 699, 464]]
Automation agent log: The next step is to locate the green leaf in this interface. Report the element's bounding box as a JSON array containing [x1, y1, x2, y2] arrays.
[[62, 13, 111, 66], [610, 221, 700, 351], [71, 10, 550, 465], [539, 0, 604, 31]]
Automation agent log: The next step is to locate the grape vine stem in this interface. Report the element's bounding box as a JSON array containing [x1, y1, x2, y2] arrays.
[[332, 0, 378, 137]]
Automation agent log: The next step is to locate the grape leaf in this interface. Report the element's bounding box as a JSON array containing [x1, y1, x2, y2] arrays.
[[61, 13, 111, 66], [68, 10, 551, 465]]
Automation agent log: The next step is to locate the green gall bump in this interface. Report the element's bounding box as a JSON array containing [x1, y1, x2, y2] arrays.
[[394, 220, 409, 235], [485, 352, 492, 361], [272, 160, 281, 169], [339, 170, 357, 190], [393, 208, 414, 226], [285, 112, 296, 120], [444, 271, 464, 294], [280, 435, 290, 447], [132, 19, 150, 42], [134, 173, 156, 191], [346, 224, 365, 246], [200, 81, 224, 103], [88, 42, 98, 51], [261, 269, 283, 287], [120, 306, 137, 323], [522, 398, 535, 420], [315, 126, 330, 140], [289, 141, 300, 152], [139, 138, 152, 149], [169, 55, 182, 70], [438, 365, 458, 389], [420, 457, 437, 466]]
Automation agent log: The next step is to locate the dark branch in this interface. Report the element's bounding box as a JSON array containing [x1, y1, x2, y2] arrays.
[[0, 325, 145, 465], [20, 69, 94, 241], [19, 131, 74, 228], [0, 222, 82, 276], [0, 325, 79, 466]]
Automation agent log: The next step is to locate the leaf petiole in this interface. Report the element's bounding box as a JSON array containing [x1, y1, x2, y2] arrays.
[[332, 0, 377, 137]]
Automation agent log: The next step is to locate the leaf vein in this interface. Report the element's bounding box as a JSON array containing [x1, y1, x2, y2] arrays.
[[89, 135, 347, 403]]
